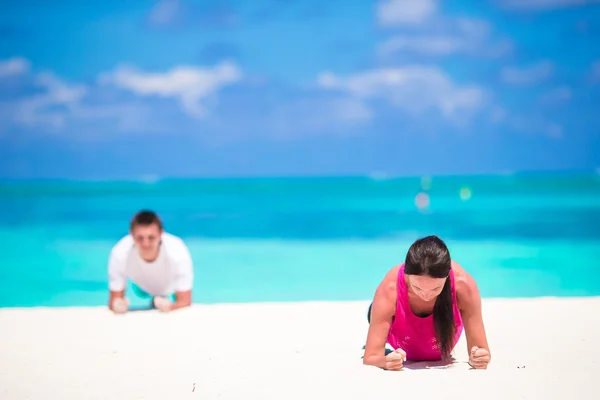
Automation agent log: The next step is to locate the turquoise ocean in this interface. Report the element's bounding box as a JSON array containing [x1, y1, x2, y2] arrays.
[[1, 172, 599, 308]]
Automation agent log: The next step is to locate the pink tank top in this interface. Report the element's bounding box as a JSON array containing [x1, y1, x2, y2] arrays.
[[386, 263, 464, 361]]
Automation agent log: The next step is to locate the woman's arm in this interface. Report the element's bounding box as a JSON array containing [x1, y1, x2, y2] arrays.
[[453, 262, 491, 366], [363, 267, 399, 369]]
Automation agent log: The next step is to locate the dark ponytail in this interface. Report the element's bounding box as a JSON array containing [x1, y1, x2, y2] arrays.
[[433, 275, 455, 358], [404, 235, 455, 359]]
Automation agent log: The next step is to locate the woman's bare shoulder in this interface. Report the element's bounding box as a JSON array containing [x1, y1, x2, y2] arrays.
[[451, 260, 481, 309], [375, 265, 401, 300]]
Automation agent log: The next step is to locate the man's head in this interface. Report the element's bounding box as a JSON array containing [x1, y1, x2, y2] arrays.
[[129, 210, 163, 261]]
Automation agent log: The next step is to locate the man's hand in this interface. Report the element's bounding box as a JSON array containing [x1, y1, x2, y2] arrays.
[[469, 346, 490, 369], [385, 348, 407, 371], [111, 297, 129, 314], [153, 296, 172, 312]]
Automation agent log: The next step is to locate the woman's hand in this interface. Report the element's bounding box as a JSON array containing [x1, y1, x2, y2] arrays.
[[469, 346, 490, 369], [385, 348, 407, 371]]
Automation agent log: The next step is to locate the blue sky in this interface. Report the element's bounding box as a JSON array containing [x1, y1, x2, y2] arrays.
[[1, 0, 599, 179]]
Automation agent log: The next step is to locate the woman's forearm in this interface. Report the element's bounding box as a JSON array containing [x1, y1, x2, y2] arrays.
[[363, 354, 388, 369]]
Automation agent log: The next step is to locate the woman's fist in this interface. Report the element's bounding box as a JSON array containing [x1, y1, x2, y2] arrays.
[[469, 346, 490, 369], [385, 348, 407, 371]]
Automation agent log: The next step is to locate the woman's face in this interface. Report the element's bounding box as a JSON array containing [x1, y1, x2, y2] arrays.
[[408, 275, 447, 302]]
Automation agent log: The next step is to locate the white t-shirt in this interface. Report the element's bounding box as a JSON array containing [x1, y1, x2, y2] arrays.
[[108, 232, 194, 297]]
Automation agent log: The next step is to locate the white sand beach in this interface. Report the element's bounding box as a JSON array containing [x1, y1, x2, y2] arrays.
[[1, 297, 599, 399]]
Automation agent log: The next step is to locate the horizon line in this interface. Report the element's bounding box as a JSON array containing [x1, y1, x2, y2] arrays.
[[0, 167, 599, 183]]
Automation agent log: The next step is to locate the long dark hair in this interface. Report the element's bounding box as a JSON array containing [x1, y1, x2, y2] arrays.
[[404, 235, 455, 358]]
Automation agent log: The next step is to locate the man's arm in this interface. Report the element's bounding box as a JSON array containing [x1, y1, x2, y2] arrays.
[[169, 290, 192, 311], [168, 242, 194, 311], [108, 290, 126, 310], [363, 267, 398, 369], [107, 247, 127, 311]]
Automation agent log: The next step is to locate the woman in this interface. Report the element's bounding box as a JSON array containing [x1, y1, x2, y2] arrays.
[[363, 235, 491, 370]]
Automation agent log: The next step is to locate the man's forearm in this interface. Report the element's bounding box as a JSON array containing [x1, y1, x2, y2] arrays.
[[169, 300, 191, 311], [168, 290, 192, 311], [108, 290, 126, 311]]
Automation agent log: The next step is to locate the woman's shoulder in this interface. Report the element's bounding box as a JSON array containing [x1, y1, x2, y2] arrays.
[[451, 260, 482, 310], [376, 264, 402, 300], [383, 264, 402, 285]]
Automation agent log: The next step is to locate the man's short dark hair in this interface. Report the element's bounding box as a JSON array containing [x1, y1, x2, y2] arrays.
[[130, 210, 163, 231]]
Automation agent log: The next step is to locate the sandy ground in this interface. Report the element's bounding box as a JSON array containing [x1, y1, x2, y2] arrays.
[[1, 297, 599, 399]]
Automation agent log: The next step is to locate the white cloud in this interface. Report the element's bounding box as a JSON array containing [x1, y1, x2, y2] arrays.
[[0, 57, 30, 78], [455, 18, 492, 37], [1, 58, 371, 139], [266, 97, 372, 138], [500, 61, 554, 85], [484, 39, 514, 58], [99, 61, 242, 117], [539, 86, 572, 105], [148, 0, 180, 25], [377, 0, 437, 27], [377, 36, 467, 56], [317, 66, 486, 121], [2, 69, 159, 135], [498, 0, 600, 10], [195, 94, 373, 142], [375, 16, 512, 59], [329, 98, 373, 123], [15, 73, 86, 128], [490, 102, 564, 138]]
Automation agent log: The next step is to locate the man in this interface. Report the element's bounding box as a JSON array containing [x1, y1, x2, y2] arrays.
[[107, 210, 194, 314]]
